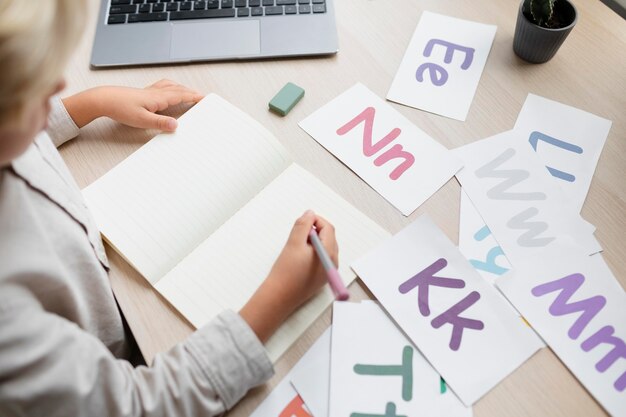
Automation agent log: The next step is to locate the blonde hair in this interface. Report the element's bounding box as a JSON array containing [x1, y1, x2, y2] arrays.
[[0, 0, 86, 128]]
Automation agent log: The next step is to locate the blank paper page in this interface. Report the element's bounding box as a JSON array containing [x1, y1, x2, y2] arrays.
[[155, 164, 390, 362], [83, 95, 291, 284]]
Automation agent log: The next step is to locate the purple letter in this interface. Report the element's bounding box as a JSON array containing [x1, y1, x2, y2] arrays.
[[431, 291, 485, 351], [581, 325, 626, 392], [415, 63, 448, 86], [373, 144, 415, 180], [398, 258, 466, 316], [531, 273, 606, 339], [423, 39, 475, 69]]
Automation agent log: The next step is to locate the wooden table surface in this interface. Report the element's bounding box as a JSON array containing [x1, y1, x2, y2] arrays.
[[61, 0, 626, 415]]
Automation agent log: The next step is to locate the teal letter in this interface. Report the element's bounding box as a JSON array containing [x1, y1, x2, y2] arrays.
[[354, 346, 414, 401], [351, 402, 407, 417]]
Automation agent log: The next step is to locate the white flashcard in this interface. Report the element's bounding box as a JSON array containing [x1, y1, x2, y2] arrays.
[[387, 11, 497, 121], [249, 381, 310, 417], [299, 83, 462, 216], [515, 94, 612, 213], [290, 329, 332, 417], [458, 189, 547, 340], [497, 254, 626, 417], [453, 130, 600, 267], [251, 330, 333, 417], [352, 216, 543, 406], [329, 301, 470, 416], [458, 188, 512, 285]]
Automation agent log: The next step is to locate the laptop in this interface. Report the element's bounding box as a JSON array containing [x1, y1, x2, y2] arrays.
[[90, 0, 338, 68]]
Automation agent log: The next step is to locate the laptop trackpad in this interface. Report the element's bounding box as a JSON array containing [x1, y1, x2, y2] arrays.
[[170, 20, 261, 60]]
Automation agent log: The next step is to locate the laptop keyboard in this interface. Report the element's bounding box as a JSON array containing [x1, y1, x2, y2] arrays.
[[108, 0, 327, 24]]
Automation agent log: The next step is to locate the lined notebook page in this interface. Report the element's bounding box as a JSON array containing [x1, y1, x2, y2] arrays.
[[83, 95, 291, 283], [155, 164, 390, 362]]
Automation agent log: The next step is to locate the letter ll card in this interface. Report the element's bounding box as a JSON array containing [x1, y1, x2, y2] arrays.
[[515, 94, 612, 214], [329, 301, 471, 417], [387, 11, 497, 121], [299, 83, 462, 216], [351, 215, 543, 406], [497, 254, 626, 417]]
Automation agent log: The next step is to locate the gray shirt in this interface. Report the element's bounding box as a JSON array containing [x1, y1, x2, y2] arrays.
[[0, 97, 274, 417]]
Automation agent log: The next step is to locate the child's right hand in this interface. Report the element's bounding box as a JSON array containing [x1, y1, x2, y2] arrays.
[[239, 210, 339, 343], [62, 79, 203, 131]]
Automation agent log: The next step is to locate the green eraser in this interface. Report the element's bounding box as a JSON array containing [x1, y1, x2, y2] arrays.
[[269, 82, 305, 116]]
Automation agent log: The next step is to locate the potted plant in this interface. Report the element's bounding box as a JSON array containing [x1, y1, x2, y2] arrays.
[[513, 0, 578, 63]]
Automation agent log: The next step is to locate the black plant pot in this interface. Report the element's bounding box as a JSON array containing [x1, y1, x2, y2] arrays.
[[513, 0, 578, 63]]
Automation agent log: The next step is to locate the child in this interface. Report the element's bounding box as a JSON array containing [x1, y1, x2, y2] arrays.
[[0, 1, 339, 416]]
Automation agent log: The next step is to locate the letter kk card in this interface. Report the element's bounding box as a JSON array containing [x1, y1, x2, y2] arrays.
[[387, 11, 497, 121], [352, 215, 543, 406]]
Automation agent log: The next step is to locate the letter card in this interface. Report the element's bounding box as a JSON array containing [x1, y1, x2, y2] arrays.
[[299, 83, 462, 215], [453, 130, 601, 267], [458, 188, 512, 286], [290, 328, 332, 417], [497, 254, 626, 417], [352, 216, 543, 406], [387, 11, 497, 121], [329, 301, 471, 417], [515, 94, 612, 213], [250, 330, 331, 417]]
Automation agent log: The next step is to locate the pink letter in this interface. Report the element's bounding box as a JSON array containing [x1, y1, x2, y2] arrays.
[[374, 144, 415, 180], [337, 107, 401, 157]]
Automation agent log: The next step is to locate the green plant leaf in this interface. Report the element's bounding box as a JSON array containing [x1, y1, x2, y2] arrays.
[[529, 0, 556, 27]]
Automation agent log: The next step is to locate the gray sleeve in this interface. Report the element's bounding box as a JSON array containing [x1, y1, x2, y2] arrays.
[[46, 95, 80, 147], [0, 292, 274, 417]]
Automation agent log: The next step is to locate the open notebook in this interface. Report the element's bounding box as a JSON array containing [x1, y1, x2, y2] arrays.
[[83, 94, 389, 362]]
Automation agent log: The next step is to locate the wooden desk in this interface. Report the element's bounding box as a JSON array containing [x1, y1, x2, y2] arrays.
[[61, 0, 625, 415]]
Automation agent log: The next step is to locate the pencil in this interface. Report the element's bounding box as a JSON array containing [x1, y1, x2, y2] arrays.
[[309, 227, 349, 301]]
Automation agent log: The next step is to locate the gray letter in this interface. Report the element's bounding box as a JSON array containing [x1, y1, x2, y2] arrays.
[[507, 207, 555, 247], [475, 148, 547, 201]]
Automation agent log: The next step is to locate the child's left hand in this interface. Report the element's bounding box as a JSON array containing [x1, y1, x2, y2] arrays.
[[62, 79, 204, 131]]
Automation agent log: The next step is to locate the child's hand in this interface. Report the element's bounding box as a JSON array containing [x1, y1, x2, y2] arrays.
[[62, 79, 204, 131], [239, 210, 339, 343], [266, 210, 338, 306]]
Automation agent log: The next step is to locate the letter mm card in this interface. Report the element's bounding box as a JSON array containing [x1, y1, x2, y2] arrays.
[[387, 11, 497, 121], [352, 215, 543, 406], [497, 255, 626, 417]]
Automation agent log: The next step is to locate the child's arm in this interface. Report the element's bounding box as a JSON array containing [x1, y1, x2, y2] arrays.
[[0, 212, 338, 416], [240, 210, 338, 343], [62, 79, 203, 132]]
